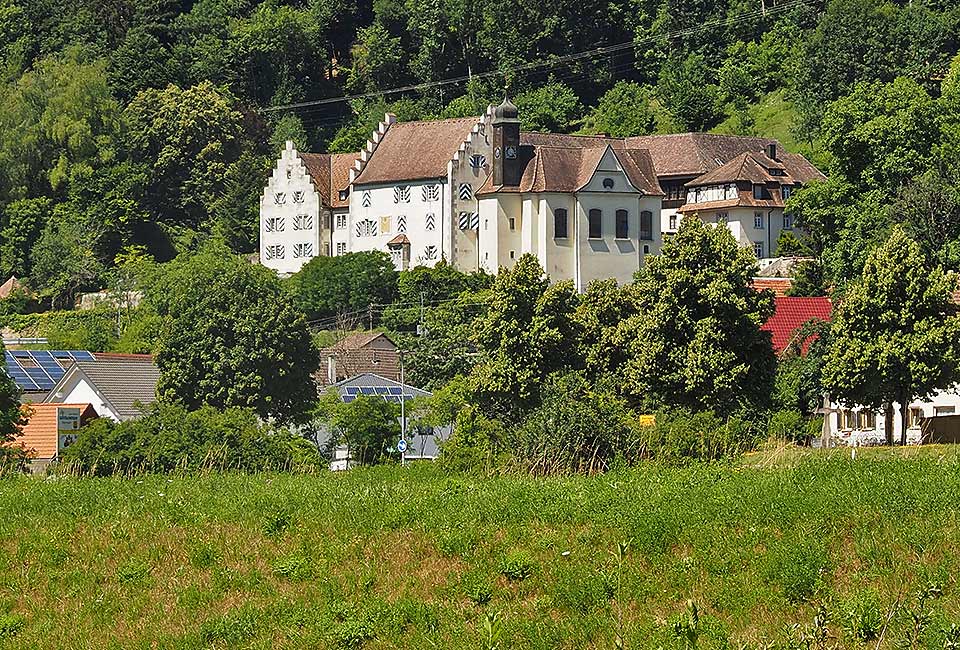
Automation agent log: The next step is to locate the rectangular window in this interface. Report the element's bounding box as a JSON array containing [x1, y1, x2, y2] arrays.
[[782, 185, 793, 200], [862, 411, 877, 430], [264, 216, 284, 232], [935, 406, 956, 416], [908, 407, 924, 428], [669, 214, 677, 230], [394, 185, 410, 203], [264, 244, 285, 260], [509, 250, 515, 259], [640, 211, 653, 241], [554, 208, 568, 239], [292, 191, 304, 203], [754, 184, 771, 200], [615, 209, 629, 239], [753, 242, 764, 258], [336, 242, 346, 255], [293, 214, 313, 230], [754, 212, 764, 229], [508, 217, 516, 231], [335, 214, 347, 230], [588, 209, 602, 239], [783, 214, 793, 229], [293, 242, 313, 258], [421, 184, 440, 202]]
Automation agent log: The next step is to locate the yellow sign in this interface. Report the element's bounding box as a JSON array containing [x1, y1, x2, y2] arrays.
[[637, 414, 656, 427]]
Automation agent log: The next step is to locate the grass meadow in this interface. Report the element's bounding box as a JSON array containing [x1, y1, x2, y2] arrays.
[[1, 446, 960, 649]]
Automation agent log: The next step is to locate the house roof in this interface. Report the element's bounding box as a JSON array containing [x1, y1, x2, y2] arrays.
[[751, 277, 793, 297], [761, 296, 832, 354], [12, 403, 97, 460], [324, 331, 397, 352], [299, 151, 360, 209], [625, 133, 780, 178], [353, 117, 480, 185], [477, 143, 663, 196], [334, 373, 430, 397], [47, 358, 160, 420], [0, 276, 27, 299], [685, 150, 826, 188]]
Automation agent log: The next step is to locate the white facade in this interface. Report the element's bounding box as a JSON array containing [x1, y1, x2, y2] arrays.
[[47, 374, 121, 422], [259, 143, 325, 275], [698, 206, 794, 260], [478, 147, 661, 289], [827, 387, 960, 445]]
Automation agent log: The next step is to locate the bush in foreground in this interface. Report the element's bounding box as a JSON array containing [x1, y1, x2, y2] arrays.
[[59, 403, 321, 475]]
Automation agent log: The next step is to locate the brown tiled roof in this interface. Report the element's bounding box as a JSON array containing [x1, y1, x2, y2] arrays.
[[387, 234, 410, 246], [325, 331, 398, 351], [625, 133, 779, 178], [478, 144, 663, 196], [12, 403, 98, 460], [0, 276, 28, 299], [354, 117, 480, 185], [330, 153, 358, 208], [751, 277, 793, 297], [676, 196, 785, 213], [297, 151, 360, 209], [299, 153, 331, 205], [686, 150, 825, 188]]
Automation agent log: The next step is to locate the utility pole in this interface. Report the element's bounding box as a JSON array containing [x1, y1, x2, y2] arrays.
[[368, 304, 373, 331], [418, 292, 426, 336]]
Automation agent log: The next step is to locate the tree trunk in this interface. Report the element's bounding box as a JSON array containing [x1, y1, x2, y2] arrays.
[[899, 392, 910, 446], [884, 402, 894, 446]]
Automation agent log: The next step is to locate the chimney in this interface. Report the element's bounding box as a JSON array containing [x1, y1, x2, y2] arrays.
[[766, 142, 777, 160]]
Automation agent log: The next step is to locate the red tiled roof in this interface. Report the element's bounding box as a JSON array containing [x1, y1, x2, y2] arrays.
[[761, 296, 832, 355], [751, 278, 793, 297]]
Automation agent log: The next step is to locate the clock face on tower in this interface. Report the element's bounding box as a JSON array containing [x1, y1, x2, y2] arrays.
[[505, 145, 517, 159]]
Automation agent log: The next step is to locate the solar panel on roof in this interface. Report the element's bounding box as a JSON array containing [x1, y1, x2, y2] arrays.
[[359, 387, 376, 395], [387, 387, 403, 395], [72, 351, 95, 361], [342, 395, 355, 403]]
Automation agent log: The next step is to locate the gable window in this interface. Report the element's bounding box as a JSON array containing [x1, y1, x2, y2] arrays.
[[293, 242, 314, 258], [469, 154, 486, 169], [273, 192, 286, 205], [588, 209, 602, 239], [554, 208, 568, 239], [602, 178, 615, 190], [422, 184, 440, 202], [615, 209, 629, 239], [264, 216, 284, 232], [669, 214, 677, 230], [458, 183, 473, 201], [292, 191, 304, 204], [783, 214, 793, 229], [394, 185, 410, 203], [639, 211, 653, 241], [754, 212, 764, 229], [264, 244, 284, 260], [753, 184, 772, 200], [753, 242, 764, 258], [293, 214, 313, 230]]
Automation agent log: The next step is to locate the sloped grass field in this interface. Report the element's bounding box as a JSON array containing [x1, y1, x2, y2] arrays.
[[1, 448, 960, 649]]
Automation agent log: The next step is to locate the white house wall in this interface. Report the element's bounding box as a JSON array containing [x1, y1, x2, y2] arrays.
[[260, 143, 324, 275], [49, 376, 119, 422], [828, 387, 960, 444]]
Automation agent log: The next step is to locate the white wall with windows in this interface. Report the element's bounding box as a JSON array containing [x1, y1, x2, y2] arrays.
[[827, 387, 960, 444], [693, 207, 793, 260], [260, 142, 323, 275]]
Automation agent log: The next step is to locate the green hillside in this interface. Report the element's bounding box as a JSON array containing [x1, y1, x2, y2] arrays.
[[2, 448, 960, 649]]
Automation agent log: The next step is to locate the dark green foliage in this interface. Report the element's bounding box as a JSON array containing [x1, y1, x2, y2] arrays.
[[0, 342, 27, 473], [514, 82, 583, 133], [315, 390, 400, 466], [657, 54, 723, 131], [641, 409, 759, 461], [59, 402, 321, 476], [155, 247, 319, 424], [289, 251, 397, 324]]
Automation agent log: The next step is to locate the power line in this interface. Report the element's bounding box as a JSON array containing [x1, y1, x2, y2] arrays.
[[261, 0, 817, 115]]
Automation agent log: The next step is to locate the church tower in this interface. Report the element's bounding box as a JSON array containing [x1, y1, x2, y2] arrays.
[[491, 97, 521, 187]]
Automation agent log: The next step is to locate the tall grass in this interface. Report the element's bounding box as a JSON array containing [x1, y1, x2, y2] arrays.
[[1, 448, 959, 648]]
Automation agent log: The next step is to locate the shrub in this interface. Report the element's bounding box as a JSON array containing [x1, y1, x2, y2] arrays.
[[765, 540, 829, 603], [59, 403, 322, 476], [642, 409, 760, 461], [840, 590, 884, 641], [767, 409, 807, 443], [0, 613, 24, 639], [500, 551, 536, 582], [462, 572, 494, 605]]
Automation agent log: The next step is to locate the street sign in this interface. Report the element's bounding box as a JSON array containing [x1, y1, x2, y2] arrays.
[[397, 439, 408, 453]]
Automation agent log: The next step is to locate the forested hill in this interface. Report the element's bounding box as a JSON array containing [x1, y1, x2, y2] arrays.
[[0, 0, 959, 306]]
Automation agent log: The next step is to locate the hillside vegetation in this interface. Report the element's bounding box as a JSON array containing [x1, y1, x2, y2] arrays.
[[2, 448, 960, 649]]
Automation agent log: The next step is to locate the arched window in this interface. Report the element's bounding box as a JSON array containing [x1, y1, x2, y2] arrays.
[[639, 210, 653, 240], [554, 208, 568, 239], [588, 209, 602, 239], [615, 209, 629, 239]]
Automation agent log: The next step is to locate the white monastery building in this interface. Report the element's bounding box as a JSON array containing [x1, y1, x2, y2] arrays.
[[259, 98, 825, 284]]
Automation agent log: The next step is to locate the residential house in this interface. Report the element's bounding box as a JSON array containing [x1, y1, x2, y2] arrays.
[[318, 332, 400, 385], [0, 276, 27, 299], [323, 373, 451, 471], [10, 403, 98, 472], [260, 144, 358, 275], [44, 354, 160, 421], [3, 350, 98, 402], [677, 144, 826, 259]]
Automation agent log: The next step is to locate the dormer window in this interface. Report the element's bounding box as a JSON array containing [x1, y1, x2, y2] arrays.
[[782, 185, 793, 200], [753, 184, 772, 200], [339, 189, 349, 201], [602, 178, 615, 190], [769, 168, 785, 176]]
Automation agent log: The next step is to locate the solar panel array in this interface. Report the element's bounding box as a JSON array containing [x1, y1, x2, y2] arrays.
[[2, 350, 95, 392], [341, 385, 416, 404]]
